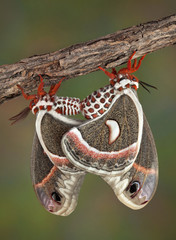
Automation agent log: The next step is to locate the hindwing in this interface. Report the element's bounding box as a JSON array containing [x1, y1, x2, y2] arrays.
[[31, 133, 85, 216], [36, 110, 85, 173], [102, 114, 158, 209]]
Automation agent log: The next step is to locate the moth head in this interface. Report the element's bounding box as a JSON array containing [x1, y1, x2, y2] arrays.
[[98, 51, 146, 91], [117, 166, 158, 210], [9, 75, 64, 124]]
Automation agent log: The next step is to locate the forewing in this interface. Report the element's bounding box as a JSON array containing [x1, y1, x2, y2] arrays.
[[62, 91, 143, 176], [31, 133, 85, 216]]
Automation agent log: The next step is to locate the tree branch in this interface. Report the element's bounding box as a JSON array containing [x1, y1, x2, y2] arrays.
[[0, 14, 176, 105]]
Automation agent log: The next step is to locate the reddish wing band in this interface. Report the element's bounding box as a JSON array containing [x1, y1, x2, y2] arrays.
[[62, 90, 143, 176]]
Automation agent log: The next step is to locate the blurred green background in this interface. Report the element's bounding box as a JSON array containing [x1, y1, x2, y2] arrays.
[[0, 0, 176, 239]]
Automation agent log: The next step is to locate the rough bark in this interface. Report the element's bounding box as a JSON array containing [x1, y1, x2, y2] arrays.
[[0, 14, 176, 105]]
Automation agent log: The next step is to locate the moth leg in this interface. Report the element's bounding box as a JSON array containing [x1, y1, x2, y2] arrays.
[[127, 51, 136, 70], [132, 59, 137, 69], [133, 54, 146, 71], [17, 85, 36, 100], [48, 77, 65, 96], [98, 66, 115, 79], [37, 75, 46, 96]]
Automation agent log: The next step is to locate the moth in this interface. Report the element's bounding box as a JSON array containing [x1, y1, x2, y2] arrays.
[[10, 76, 86, 215], [61, 52, 158, 209]]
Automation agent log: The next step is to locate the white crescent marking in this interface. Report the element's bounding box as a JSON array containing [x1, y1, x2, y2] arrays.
[[105, 120, 120, 144]]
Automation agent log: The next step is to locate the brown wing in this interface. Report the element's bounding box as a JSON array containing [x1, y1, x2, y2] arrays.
[[36, 111, 85, 173], [102, 114, 158, 209], [62, 90, 143, 176], [31, 133, 85, 216]]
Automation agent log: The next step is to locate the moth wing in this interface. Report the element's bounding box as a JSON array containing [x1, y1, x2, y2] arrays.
[[31, 133, 86, 216], [102, 114, 158, 209], [62, 91, 143, 176], [36, 111, 85, 173]]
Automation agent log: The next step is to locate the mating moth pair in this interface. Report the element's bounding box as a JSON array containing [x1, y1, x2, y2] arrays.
[[10, 52, 158, 216]]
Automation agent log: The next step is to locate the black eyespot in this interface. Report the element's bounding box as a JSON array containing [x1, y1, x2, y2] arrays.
[[51, 192, 61, 203], [129, 181, 140, 194]]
